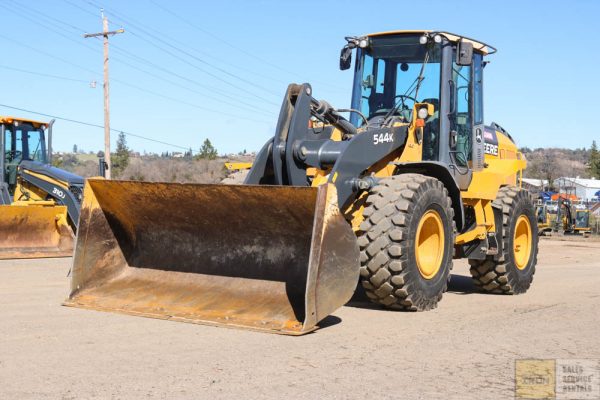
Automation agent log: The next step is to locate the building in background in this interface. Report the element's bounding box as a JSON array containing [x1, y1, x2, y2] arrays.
[[553, 177, 600, 202], [521, 178, 549, 195]]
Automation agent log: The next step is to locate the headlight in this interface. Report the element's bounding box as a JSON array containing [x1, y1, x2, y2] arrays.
[[417, 107, 429, 119], [359, 38, 369, 48], [419, 35, 428, 45]]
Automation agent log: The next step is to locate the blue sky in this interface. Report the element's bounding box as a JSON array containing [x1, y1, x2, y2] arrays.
[[0, 0, 599, 154]]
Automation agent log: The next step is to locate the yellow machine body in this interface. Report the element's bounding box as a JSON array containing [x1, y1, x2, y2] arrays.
[[310, 110, 525, 240]]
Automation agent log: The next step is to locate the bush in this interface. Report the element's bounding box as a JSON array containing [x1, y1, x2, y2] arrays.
[[119, 157, 227, 183]]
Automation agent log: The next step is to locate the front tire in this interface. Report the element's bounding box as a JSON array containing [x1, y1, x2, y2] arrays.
[[469, 186, 539, 294], [358, 174, 455, 311]]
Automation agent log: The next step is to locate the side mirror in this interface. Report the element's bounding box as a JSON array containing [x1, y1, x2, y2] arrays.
[[456, 40, 473, 66], [340, 45, 352, 70]]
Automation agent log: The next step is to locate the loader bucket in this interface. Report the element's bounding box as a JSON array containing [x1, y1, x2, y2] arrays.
[[64, 179, 360, 335], [0, 205, 74, 259]]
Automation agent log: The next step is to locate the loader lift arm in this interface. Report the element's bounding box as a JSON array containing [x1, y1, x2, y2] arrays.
[[246, 83, 408, 209]]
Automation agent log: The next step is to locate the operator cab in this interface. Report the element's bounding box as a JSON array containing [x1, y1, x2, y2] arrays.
[[1, 117, 49, 195], [575, 210, 589, 229], [341, 31, 495, 188]]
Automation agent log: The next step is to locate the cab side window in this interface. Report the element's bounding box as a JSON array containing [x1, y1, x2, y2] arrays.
[[473, 53, 483, 126]]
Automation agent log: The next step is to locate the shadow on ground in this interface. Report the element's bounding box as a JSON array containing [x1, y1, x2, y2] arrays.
[[315, 315, 342, 331], [447, 274, 479, 294]]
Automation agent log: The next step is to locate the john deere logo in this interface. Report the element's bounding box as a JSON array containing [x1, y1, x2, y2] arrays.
[[475, 129, 483, 143]]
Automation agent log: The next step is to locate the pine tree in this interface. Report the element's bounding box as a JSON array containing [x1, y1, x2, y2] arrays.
[[72, 144, 78, 154], [590, 140, 600, 179], [112, 132, 130, 177], [196, 138, 218, 160]]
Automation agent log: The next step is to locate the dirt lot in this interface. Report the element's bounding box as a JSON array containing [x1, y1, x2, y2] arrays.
[[1, 238, 599, 399]]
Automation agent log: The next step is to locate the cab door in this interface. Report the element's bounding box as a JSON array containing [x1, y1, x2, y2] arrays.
[[442, 43, 485, 189], [450, 51, 485, 171]]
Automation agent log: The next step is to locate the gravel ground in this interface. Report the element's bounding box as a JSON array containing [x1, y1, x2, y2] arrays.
[[1, 237, 598, 399]]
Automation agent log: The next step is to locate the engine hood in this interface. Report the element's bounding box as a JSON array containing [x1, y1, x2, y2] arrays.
[[19, 160, 84, 186]]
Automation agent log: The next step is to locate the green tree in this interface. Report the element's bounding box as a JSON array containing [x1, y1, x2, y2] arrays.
[[112, 132, 130, 177], [195, 138, 218, 160], [590, 140, 600, 179], [72, 144, 78, 154]]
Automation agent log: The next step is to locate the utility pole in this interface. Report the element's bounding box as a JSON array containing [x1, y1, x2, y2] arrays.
[[84, 10, 124, 179]]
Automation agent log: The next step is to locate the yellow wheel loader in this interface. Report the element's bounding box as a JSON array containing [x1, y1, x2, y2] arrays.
[[65, 31, 539, 335], [1, 116, 84, 259]]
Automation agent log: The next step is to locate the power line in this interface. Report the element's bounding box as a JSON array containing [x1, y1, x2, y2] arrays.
[[57, 0, 284, 87], [147, 0, 347, 93], [108, 43, 276, 115], [108, 49, 275, 117], [7, 0, 87, 34], [0, 32, 272, 123], [2, 1, 276, 117], [55, 0, 281, 112], [61, 0, 99, 18], [0, 3, 100, 55], [121, 30, 280, 106], [85, 1, 281, 104], [0, 32, 99, 75], [0, 65, 90, 84], [0, 103, 194, 151]]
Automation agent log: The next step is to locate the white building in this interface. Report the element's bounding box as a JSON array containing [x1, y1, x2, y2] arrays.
[[521, 178, 549, 193], [553, 177, 600, 201]]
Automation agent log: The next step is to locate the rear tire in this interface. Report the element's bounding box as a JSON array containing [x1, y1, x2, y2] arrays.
[[469, 186, 538, 294], [358, 174, 455, 311]]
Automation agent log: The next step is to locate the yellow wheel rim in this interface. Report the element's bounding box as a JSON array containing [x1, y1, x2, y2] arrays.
[[513, 215, 532, 270], [415, 210, 445, 280]]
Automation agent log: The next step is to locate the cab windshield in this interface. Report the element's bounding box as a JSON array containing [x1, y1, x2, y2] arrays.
[[355, 35, 442, 124]]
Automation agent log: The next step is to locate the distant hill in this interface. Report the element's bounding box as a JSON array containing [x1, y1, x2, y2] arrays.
[[52, 152, 252, 183], [53, 147, 593, 186], [520, 147, 591, 184]]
